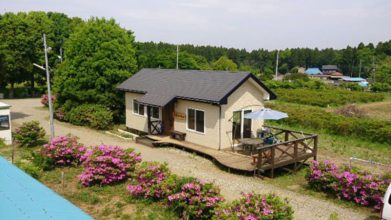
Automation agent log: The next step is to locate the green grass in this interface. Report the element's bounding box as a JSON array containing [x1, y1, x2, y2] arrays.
[[0, 144, 178, 220]]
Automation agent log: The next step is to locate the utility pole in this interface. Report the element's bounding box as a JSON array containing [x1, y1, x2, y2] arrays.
[[372, 56, 375, 82], [43, 34, 55, 140], [358, 59, 362, 78], [176, 45, 179, 70], [274, 50, 279, 80], [59, 47, 63, 63]]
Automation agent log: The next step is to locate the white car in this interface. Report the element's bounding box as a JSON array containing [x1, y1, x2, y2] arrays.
[[383, 183, 391, 220]]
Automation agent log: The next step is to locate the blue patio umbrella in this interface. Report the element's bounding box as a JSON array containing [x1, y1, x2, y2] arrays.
[[244, 108, 288, 120]]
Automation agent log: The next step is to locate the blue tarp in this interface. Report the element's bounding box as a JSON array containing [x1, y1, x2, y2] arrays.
[[305, 68, 322, 75], [0, 156, 92, 220]]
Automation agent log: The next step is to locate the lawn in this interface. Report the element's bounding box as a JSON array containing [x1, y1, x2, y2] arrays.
[[0, 145, 178, 220]]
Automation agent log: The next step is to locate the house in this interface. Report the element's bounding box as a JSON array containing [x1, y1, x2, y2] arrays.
[[304, 68, 322, 75], [0, 102, 12, 145], [117, 68, 276, 150], [322, 65, 338, 74]]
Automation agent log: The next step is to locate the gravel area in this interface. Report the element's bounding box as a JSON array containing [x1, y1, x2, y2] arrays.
[[6, 98, 372, 220]]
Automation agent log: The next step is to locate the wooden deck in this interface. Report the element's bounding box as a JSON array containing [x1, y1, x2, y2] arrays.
[[140, 126, 318, 177], [146, 135, 257, 173]]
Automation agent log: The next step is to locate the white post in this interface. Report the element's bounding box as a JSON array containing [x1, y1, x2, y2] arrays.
[[275, 50, 279, 80], [176, 45, 179, 70], [43, 34, 55, 140]]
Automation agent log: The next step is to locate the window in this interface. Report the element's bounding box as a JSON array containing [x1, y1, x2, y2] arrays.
[[151, 106, 160, 119], [133, 100, 145, 116], [0, 115, 10, 130], [187, 108, 204, 133]]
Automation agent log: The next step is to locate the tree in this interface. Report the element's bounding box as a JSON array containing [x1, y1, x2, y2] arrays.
[[0, 12, 31, 97], [54, 18, 137, 122], [211, 56, 238, 71]]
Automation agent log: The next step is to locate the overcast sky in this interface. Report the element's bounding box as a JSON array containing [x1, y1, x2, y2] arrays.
[[2, 0, 391, 51]]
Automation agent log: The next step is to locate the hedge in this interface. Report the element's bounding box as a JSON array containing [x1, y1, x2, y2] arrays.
[[66, 104, 113, 130]]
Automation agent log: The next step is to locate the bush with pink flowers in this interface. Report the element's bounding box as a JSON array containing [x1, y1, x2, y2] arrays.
[[306, 160, 391, 211], [79, 145, 141, 186], [214, 192, 294, 220], [167, 179, 224, 219], [127, 162, 172, 200], [41, 135, 86, 166], [41, 94, 56, 107]]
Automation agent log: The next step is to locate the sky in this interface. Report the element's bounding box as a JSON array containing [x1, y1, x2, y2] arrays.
[[2, 0, 391, 51]]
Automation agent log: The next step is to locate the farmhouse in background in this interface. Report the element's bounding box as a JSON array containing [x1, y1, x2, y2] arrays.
[[322, 65, 338, 74], [117, 68, 276, 150]]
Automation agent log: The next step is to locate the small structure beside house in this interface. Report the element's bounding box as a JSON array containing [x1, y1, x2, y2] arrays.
[[0, 102, 12, 145], [117, 68, 276, 150], [341, 77, 369, 87], [322, 65, 338, 74]]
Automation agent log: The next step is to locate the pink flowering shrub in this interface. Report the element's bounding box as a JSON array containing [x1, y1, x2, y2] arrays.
[[167, 179, 224, 219], [127, 162, 172, 200], [306, 160, 391, 211], [79, 145, 141, 186], [41, 94, 56, 107], [214, 192, 294, 220], [41, 135, 86, 166]]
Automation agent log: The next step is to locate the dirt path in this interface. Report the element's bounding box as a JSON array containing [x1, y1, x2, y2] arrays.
[[5, 98, 372, 220]]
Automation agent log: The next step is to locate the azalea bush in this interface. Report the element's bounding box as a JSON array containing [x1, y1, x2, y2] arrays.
[[214, 192, 294, 220], [306, 160, 391, 211], [66, 104, 113, 130], [13, 120, 46, 147], [167, 179, 224, 219], [79, 145, 141, 186], [41, 94, 56, 107], [127, 161, 171, 200], [41, 135, 86, 166]]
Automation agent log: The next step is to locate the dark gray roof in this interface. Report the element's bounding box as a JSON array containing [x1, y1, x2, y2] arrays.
[[117, 68, 276, 107], [322, 65, 338, 70]]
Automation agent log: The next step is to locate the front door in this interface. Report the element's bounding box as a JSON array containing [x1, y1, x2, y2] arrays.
[[162, 102, 174, 135], [232, 109, 252, 140]]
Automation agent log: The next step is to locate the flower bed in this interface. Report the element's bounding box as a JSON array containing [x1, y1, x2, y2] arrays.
[[214, 192, 294, 220], [79, 145, 141, 186], [306, 160, 391, 211], [41, 135, 86, 166]]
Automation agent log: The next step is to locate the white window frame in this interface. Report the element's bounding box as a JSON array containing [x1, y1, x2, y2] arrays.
[[186, 107, 205, 134], [132, 100, 146, 117]]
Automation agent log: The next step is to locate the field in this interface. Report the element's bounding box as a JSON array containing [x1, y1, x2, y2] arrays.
[[358, 98, 391, 121]]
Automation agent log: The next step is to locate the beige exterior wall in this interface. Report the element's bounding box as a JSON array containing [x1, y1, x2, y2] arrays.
[[220, 78, 266, 149], [125, 92, 149, 132], [125, 77, 267, 150], [173, 100, 220, 149]]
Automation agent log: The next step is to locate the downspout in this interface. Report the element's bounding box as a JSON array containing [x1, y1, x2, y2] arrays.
[[219, 105, 222, 151]]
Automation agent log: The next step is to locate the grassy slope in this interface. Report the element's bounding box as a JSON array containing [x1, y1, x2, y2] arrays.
[[0, 145, 178, 220]]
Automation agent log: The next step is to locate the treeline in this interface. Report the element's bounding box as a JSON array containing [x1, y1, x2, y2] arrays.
[[135, 41, 391, 79]]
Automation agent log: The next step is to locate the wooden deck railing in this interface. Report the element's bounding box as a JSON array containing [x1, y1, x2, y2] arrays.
[[149, 120, 162, 135], [255, 126, 318, 177]]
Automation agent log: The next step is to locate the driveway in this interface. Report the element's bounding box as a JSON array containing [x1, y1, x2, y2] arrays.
[[6, 98, 372, 220]]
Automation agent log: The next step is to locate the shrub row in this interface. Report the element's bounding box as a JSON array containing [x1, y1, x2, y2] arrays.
[[267, 103, 391, 144], [306, 160, 391, 211], [264, 79, 327, 90], [128, 161, 294, 220], [274, 88, 384, 107], [33, 137, 294, 220]]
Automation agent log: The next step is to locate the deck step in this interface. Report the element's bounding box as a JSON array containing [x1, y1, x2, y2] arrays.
[[135, 136, 156, 147]]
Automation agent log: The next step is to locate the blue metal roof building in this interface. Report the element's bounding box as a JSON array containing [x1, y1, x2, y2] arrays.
[[0, 156, 92, 220], [304, 68, 322, 75]]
